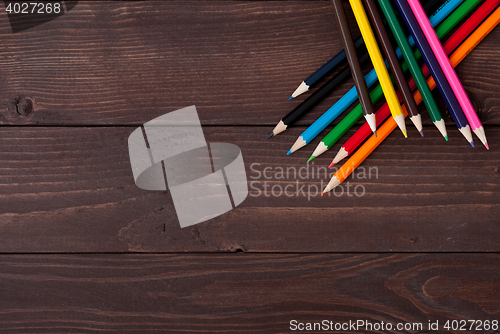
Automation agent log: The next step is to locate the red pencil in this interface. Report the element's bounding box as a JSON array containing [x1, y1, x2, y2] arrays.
[[330, 0, 499, 167], [329, 96, 394, 167]]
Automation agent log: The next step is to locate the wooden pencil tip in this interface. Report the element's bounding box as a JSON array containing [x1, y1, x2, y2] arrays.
[[373, 130, 377, 138], [485, 142, 490, 150], [266, 132, 274, 139], [402, 129, 408, 138], [419, 130, 424, 137], [444, 135, 448, 141], [307, 156, 315, 162], [287, 95, 293, 101], [287, 149, 292, 155], [470, 141, 475, 148], [328, 162, 335, 168]]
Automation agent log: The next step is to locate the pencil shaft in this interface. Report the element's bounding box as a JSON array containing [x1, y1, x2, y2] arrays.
[[410, 0, 498, 88], [400, 0, 474, 73], [304, 37, 365, 89], [397, 0, 465, 58], [349, 0, 407, 137], [283, 51, 370, 126], [378, 0, 442, 123], [394, 0, 469, 130], [364, 0, 419, 120], [328, 11, 499, 187], [407, 0, 483, 132], [343, 98, 392, 155], [331, 0, 374, 118]]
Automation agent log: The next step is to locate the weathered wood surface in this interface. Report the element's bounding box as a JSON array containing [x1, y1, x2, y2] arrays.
[[1, 254, 500, 333], [0, 126, 498, 252], [0, 1, 498, 126], [1, 1, 499, 332]]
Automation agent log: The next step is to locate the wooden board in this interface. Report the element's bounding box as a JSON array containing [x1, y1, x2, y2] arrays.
[[0, 125, 498, 253], [1, 254, 500, 333], [1, 1, 499, 332], [0, 1, 498, 127]]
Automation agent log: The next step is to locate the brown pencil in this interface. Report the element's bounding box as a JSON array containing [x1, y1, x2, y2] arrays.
[[331, 0, 377, 136], [363, 0, 423, 135]]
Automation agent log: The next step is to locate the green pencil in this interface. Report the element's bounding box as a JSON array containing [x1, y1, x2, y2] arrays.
[[309, 0, 482, 160], [379, 0, 446, 138]]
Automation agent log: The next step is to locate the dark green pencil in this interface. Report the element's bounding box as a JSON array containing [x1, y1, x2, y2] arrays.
[[378, 0, 447, 139]]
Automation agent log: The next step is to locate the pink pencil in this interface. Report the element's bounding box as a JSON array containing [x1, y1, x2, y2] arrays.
[[406, 0, 488, 149]]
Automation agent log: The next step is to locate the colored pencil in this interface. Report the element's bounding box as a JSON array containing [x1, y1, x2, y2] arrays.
[[394, 0, 473, 146], [328, 0, 491, 165], [401, 0, 480, 70], [349, 0, 407, 136], [289, 0, 461, 155], [330, 96, 393, 166], [308, 0, 473, 160], [419, 0, 500, 80], [269, 51, 370, 138], [289, 37, 365, 100], [380, 0, 447, 138], [407, 0, 488, 149], [331, 0, 377, 135], [322, 8, 500, 194], [364, 0, 422, 135], [289, 0, 443, 99], [397, 0, 466, 59]]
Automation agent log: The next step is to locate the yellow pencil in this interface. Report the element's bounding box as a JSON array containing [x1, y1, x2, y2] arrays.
[[349, 0, 407, 137]]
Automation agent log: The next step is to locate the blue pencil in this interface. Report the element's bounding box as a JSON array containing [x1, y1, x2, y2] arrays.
[[287, 0, 465, 154], [393, 0, 473, 146], [288, 64, 383, 154]]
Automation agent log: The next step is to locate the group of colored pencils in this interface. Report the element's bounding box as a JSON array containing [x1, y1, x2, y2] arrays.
[[268, 0, 499, 194]]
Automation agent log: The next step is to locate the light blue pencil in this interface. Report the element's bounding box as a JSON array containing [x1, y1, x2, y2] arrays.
[[288, 0, 465, 154]]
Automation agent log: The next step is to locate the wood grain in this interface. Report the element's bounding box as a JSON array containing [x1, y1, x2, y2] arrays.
[[1, 253, 499, 333], [0, 1, 498, 126], [0, 2, 499, 331], [1, 125, 498, 252]]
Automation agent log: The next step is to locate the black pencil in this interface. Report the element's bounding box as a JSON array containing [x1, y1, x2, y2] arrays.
[[269, 49, 370, 138]]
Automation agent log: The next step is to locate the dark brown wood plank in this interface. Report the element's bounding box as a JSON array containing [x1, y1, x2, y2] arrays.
[[1, 125, 498, 252], [0, 1, 498, 126], [1, 253, 500, 333]]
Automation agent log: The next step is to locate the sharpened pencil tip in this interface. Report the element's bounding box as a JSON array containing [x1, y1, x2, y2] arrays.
[[419, 130, 424, 137], [470, 141, 475, 148], [402, 129, 408, 138], [444, 135, 448, 141], [287, 95, 293, 101], [373, 130, 377, 138], [307, 156, 315, 162], [287, 149, 291, 155], [485, 142, 489, 150], [328, 162, 335, 168], [266, 132, 274, 139]]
